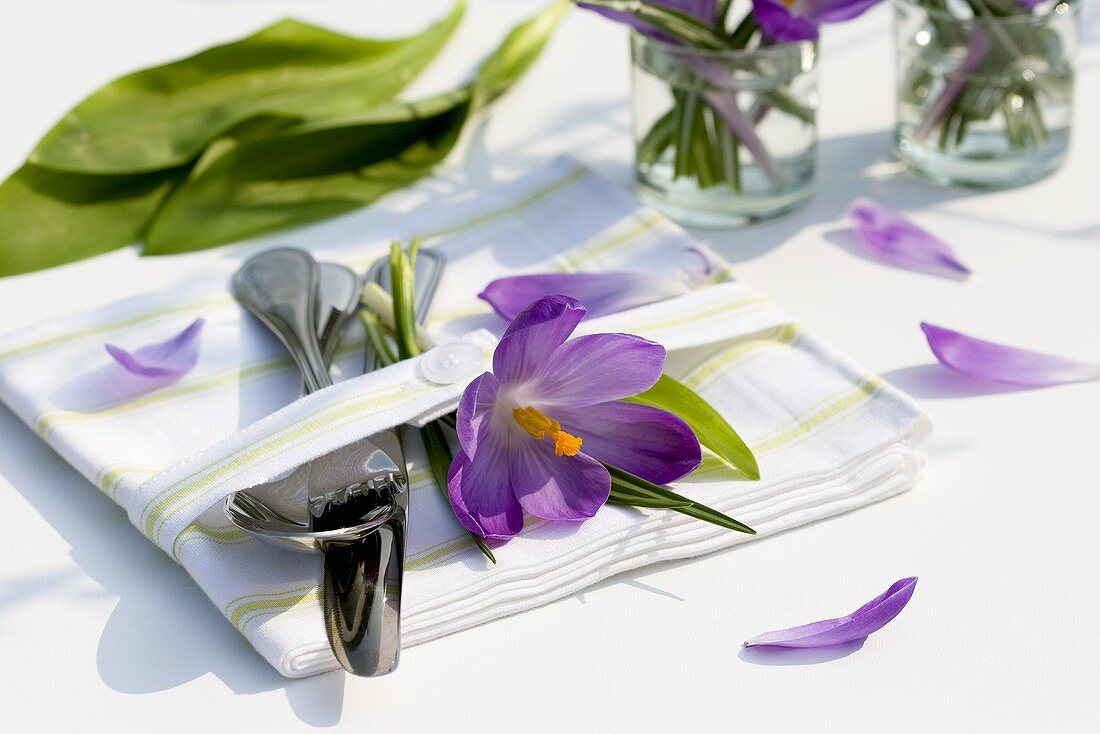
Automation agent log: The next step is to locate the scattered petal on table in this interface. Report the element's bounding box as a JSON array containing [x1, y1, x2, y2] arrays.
[[921, 323, 1100, 387], [744, 577, 917, 648], [104, 318, 204, 379], [848, 198, 971, 279]]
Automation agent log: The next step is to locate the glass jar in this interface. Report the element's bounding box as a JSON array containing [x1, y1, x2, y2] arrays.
[[630, 31, 819, 229], [894, 0, 1079, 188]]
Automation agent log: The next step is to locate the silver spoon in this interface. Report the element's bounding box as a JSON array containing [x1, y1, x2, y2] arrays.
[[225, 252, 396, 546]]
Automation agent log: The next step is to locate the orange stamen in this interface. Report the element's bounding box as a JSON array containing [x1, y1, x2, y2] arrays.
[[552, 431, 583, 457], [513, 406, 583, 457]]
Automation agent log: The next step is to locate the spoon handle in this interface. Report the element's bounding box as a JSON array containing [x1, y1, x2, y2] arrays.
[[232, 247, 332, 394]]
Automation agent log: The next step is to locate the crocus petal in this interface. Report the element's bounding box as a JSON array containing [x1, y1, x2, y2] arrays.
[[455, 371, 500, 457], [921, 323, 1100, 387], [480, 272, 689, 321], [744, 577, 917, 648], [664, 0, 720, 23], [104, 318, 204, 379], [848, 198, 971, 278], [493, 296, 586, 387], [555, 401, 702, 485], [528, 333, 666, 408], [447, 438, 525, 540], [808, 0, 884, 23], [510, 439, 611, 522], [578, 0, 719, 38], [752, 0, 820, 42]]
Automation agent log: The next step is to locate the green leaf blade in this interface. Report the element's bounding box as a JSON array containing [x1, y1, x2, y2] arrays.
[[627, 374, 760, 480], [143, 1, 565, 254], [606, 465, 756, 535], [29, 4, 467, 174], [0, 165, 183, 276]]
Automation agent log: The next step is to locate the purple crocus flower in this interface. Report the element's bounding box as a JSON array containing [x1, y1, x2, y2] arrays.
[[752, 0, 883, 42], [921, 323, 1100, 388], [448, 295, 702, 540], [479, 248, 712, 320], [104, 318, 204, 379], [848, 198, 971, 279], [744, 577, 917, 648], [578, 0, 720, 38]]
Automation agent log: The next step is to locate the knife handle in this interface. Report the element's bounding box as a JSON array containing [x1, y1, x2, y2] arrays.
[[323, 503, 405, 676]]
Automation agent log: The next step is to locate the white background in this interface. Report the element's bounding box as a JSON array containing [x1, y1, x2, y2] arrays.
[[1, 1, 1098, 731]]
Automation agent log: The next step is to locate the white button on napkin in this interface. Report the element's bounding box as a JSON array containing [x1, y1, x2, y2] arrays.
[[419, 341, 487, 385]]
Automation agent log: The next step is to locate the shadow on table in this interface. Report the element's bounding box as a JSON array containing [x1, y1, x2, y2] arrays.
[[880, 364, 1034, 399], [702, 128, 985, 264], [738, 638, 866, 666], [191, 96, 632, 272], [0, 405, 347, 727]]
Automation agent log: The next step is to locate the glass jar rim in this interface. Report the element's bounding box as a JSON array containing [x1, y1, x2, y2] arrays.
[[630, 28, 815, 61], [891, 0, 1078, 26]]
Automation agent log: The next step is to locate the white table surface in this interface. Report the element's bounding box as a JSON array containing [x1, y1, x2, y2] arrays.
[[1, 1, 1098, 731]]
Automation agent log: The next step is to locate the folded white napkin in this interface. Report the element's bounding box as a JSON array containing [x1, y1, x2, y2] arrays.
[[0, 157, 930, 677]]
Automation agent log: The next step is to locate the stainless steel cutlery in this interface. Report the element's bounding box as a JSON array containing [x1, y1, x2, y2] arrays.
[[224, 246, 443, 676]]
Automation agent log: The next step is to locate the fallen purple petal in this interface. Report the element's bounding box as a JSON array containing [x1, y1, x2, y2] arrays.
[[104, 318, 204, 379], [921, 323, 1100, 387], [744, 577, 917, 648], [848, 198, 971, 278], [479, 251, 711, 320]]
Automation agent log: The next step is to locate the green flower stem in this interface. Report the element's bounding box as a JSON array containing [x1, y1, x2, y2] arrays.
[[727, 12, 757, 49], [358, 311, 398, 367], [637, 109, 676, 167], [690, 103, 719, 187], [390, 239, 421, 360], [718, 0, 737, 30], [360, 282, 436, 351], [673, 89, 699, 179], [756, 89, 815, 125], [717, 115, 742, 191]]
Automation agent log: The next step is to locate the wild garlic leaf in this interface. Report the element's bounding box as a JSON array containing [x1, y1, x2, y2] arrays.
[[144, 0, 567, 253], [29, 4, 465, 174], [0, 165, 184, 276]]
